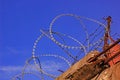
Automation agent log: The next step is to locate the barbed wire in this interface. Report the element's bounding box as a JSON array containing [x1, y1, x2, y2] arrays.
[[12, 72, 42, 80], [40, 30, 86, 61], [12, 53, 71, 80], [49, 14, 106, 53], [12, 14, 118, 80]]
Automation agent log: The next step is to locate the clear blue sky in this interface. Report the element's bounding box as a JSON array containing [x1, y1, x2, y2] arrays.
[[0, 0, 120, 80]]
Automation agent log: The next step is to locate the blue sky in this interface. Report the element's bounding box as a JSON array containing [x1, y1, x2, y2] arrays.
[[0, 0, 120, 80]]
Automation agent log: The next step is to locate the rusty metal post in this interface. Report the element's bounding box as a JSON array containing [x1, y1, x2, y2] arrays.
[[103, 16, 112, 58]]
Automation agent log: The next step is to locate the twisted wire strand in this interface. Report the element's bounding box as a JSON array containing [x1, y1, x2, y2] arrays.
[[82, 25, 102, 50], [78, 18, 90, 52], [91, 38, 104, 51], [89, 26, 102, 37], [89, 26, 104, 46], [88, 37, 104, 51], [89, 37, 104, 47], [86, 24, 105, 51]]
